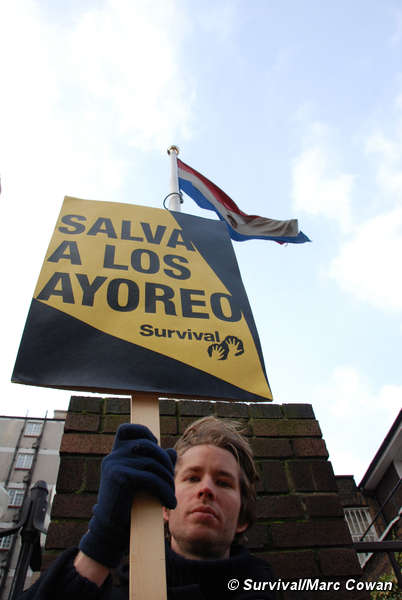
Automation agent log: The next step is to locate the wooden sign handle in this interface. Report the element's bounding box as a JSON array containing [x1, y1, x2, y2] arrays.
[[130, 393, 167, 600]]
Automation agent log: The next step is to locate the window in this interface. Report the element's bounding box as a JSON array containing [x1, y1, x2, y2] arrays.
[[8, 488, 24, 507], [24, 422, 42, 436], [15, 453, 33, 469], [0, 535, 13, 550], [344, 507, 378, 566]]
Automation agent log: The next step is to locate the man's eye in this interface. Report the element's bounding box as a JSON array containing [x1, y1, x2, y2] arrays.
[[186, 475, 200, 482], [217, 480, 232, 488]]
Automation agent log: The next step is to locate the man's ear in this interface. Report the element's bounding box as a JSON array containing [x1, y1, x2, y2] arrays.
[[236, 521, 248, 534], [162, 507, 170, 523]]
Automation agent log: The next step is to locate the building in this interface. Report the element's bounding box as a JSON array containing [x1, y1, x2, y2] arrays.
[[0, 412, 66, 599], [336, 409, 402, 585]]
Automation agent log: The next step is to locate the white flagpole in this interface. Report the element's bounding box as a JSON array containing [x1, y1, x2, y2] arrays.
[[167, 145, 181, 212]]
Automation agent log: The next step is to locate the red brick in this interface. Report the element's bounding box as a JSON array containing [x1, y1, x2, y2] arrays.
[[179, 401, 213, 416], [249, 404, 282, 418], [251, 438, 293, 458], [65, 413, 100, 432], [214, 402, 248, 418], [257, 495, 304, 519], [161, 435, 179, 449], [335, 475, 365, 507], [261, 550, 318, 578], [282, 404, 315, 419], [69, 396, 102, 413], [293, 438, 328, 458], [51, 493, 95, 519], [244, 523, 268, 549], [160, 416, 177, 435], [319, 548, 362, 576], [102, 415, 127, 433], [86, 458, 102, 491], [259, 462, 289, 493], [311, 461, 337, 492], [288, 461, 315, 491], [105, 397, 130, 414], [288, 461, 338, 493], [46, 521, 88, 550], [252, 419, 321, 437], [56, 458, 85, 492], [159, 399, 176, 415], [270, 519, 352, 548], [60, 433, 113, 455], [303, 495, 343, 518]]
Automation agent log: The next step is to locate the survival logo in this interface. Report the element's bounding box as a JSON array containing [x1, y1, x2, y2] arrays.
[[12, 197, 272, 401]]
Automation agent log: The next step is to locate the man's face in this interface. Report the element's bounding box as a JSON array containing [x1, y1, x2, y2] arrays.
[[163, 444, 247, 560]]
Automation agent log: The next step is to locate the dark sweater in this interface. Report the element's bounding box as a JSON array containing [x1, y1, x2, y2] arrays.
[[20, 545, 276, 600]]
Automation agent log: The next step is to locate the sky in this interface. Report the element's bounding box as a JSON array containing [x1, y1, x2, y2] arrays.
[[1, 0, 401, 483]]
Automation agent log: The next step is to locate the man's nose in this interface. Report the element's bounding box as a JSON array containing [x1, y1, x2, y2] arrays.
[[197, 476, 215, 499]]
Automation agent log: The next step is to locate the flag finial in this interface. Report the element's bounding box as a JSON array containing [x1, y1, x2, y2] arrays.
[[167, 145, 180, 155]]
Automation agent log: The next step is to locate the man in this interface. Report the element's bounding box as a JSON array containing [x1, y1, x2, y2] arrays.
[[21, 416, 276, 599]]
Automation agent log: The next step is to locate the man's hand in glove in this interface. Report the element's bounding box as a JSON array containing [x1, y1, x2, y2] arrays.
[[77, 424, 176, 572]]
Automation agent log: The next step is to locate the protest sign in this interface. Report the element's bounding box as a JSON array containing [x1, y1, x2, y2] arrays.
[[13, 196, 272, 401]]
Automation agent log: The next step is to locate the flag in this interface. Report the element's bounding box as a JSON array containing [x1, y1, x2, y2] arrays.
[[177, 158, 310, 244]]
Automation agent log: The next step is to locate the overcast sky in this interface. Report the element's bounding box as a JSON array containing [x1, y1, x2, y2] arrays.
[[1, 0, 401, 483]]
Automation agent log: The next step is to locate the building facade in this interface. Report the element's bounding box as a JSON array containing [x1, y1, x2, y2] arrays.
[[0, 412, 66, 599], [336, 409, 401, 585]]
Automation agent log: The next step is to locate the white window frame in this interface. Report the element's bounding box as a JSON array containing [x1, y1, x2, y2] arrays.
[[8, 488, 24, 507], [0, 535, 13, 550], [15, 453, 33, 469], [24, 422, 42, 436], [344, 507, 378, 566]]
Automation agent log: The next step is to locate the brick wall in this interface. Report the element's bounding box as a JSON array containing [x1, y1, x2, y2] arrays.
[[45, 396, 370, 599]]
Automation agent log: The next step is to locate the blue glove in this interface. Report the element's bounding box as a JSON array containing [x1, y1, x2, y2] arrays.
[[79, 424, 177, 568]]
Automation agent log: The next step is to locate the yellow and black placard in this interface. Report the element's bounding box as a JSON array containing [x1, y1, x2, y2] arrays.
[[12, 197, 272, 401]]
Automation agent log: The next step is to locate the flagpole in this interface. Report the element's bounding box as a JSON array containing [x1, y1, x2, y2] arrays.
[[129, 146, 181, 600], [167, 145, 181, 212]]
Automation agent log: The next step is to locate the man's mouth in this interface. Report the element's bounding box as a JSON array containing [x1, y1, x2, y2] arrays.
[[190, 506, 219, 520]]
